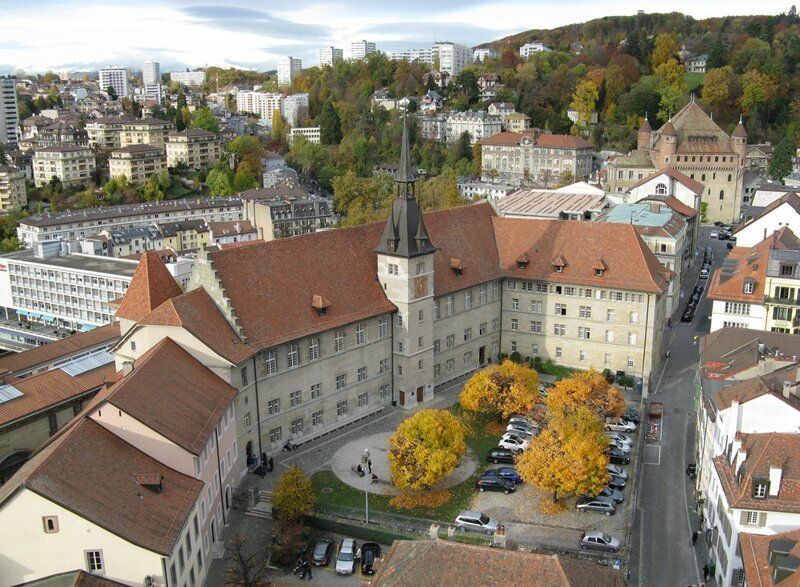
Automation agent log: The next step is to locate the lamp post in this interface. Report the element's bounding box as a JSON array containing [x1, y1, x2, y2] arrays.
[[361, 449, 370, 524]]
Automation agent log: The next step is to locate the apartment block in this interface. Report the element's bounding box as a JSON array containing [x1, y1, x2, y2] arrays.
[[169, 71, 206, 87], [142, 60, 160, 85], [445, 110, 502, 145], [0, 165, 26, 211], [277, 57, 302, 87], [318, 46, 343, 67], [98, 67, 128, 98], [165, 129, 221, 170], [235, 91, 283, 121], [33, 145, 96, 188], [351, 40, 376, 60], [282, 93, 309, 127], [241, 186, 334, 240], [288, 127, 321, 145], [109, 144, 167, 183], [520, 42, 551, 57], [86, 117, 132, 151], [119, 118, 175, 148], [432, 42, 473, 77], [0, 78, 20, 145]]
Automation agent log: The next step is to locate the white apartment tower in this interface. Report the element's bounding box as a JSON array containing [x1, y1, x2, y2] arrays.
[[142, 61, 160, 85], [98, 67, 129, 98], [318, 46, 344, 67], [433, 42, 473, 77], [351, 40, 376, 60], [0, 78, 19, 146], [277, 57, 302, 87]]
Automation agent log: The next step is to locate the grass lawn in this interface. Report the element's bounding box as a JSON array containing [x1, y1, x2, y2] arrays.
[[312, 409, 501, 524], [685, 72, 704, 93], [533, 359, 575, 380]]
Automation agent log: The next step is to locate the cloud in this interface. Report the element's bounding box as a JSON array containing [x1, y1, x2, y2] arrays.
[[361, 21, 517, 49], [180, 5, 331, 40]]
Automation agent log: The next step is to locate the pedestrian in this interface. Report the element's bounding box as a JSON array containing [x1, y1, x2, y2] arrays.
[[268, 456, 274, 472], [367, 458, 372, 474], [306, 560, 313, 580], [703, 564, 710, 581], [692, 530, 699, 545]]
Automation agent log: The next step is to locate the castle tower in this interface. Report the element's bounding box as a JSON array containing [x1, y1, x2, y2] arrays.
[[375, 115, 437, 408], [731, 115, 748, 165], [637, 114, 652, 150], [659, 119, 677, 168]]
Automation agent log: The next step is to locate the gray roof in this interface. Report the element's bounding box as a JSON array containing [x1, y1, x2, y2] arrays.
[[1, 250, 139, 277]]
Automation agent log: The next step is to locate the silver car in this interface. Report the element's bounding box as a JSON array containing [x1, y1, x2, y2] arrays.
[[335, 538, 358, 575], [455, 510, 498, 535], [581, 530, 620, 552]]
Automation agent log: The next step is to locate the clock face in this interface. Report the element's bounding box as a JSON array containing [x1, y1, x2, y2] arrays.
[[414, 276, 428, 298]]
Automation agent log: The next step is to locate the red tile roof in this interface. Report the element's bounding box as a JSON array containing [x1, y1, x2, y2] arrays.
[[0, 418, 202, 555], [628, 166, 704, 195], [710, 368, 800, 412], [740, 528, 800, 587], [24, 569, 129, 586], [104, 338, 237, 455], [115, 251, 183, 321], [700, 328, 800, 380], [479, 131, 592, 149]]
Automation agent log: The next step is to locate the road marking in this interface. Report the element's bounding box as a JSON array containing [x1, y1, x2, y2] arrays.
[[643, 445, 661, 465]]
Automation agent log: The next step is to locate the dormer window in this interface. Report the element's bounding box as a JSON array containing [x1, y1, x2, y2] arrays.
[[312, 295, 331, 317], [551, 254, 566, 273], [516, 252, 530, 270], [753, 479, 769, 498], [592, 258, 607, 277], [655, 183, 667, 195], [744, 279, 755, 295], [595, 269, 604, 277], [451, 258, 464, 275]]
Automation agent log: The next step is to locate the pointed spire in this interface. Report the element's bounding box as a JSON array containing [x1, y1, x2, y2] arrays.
[[116, 251, 183, 322], [395, 111, 417, 188]]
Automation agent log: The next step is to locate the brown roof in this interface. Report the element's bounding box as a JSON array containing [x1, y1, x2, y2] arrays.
[[492, 217, 670, 293], [0, 323, 120, 376], [628, 166, 704, 196], [115, 251, 183, 321], [22, 569, 129, 587], [701, 328, 800, 380], [208, 220, 256, 236], [736, 193, 800, 236], [0, 417, 202, 555], [740, 528, 800, 587], [479, 132, 592, 149], [710, 368, 800, 412], [714, 432, 800, 514], [105, 337, 237, 454], [653, 195, 698, 219], [733, 121, 749, 138], [655, 102, 735, 154], [373, 540, 626, 586], [138, 288, 252, 364]]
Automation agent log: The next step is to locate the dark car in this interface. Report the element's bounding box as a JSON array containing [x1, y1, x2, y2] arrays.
[[608, 474, 627, 490], [576, 495, 616, 516], [476, 475, 515, 494], [598, 486, 625, 503], [608, 447, 630, 465], [360, 542, 381, 575], [486, 447, 516, 464], [483, 467, 523, 484], [727, 242, 735, 250], [310, 537, 335, 566], [681, 308, 694, 322], [623, 408, 640, 424]]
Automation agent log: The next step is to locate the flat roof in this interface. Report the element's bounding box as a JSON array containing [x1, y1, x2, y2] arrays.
[[498, 189, 607, 218], [2, 250, 139, 277]]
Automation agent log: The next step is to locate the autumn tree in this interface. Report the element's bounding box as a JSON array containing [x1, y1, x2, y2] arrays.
[[651, 33, 680, 69], [569, 80, 599, 127], [272, 465, 315, 523], [516, 406, 609, 502], [545, 369, 626, 418], [388, 409, 466, 490], [701, 66, 732, 112], [740, 70, 777, 116], [459, 360, 539, 420], [654, 58, 687, 121]]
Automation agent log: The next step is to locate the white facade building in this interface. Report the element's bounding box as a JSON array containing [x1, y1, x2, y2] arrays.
[[33, 145, 96, 188], [142, 61, 160, 85], [288, 127, 321, 145], [236, 91, 283, 121], [445, 111, 502, 145], [433, 42, 473, 77], [169, 71, 206, 87], [473, 48, 497, 62], [318, 46, 343, 67], [389, 48, 433, 64], [277, 57, 302, 87], [98, 67, 128, 98], [520, 42, 551, 58], [351, 40, 376, 60], [0, 78, 19, 145], [282, 93, 309, 127], [733, 193, 800, 247]]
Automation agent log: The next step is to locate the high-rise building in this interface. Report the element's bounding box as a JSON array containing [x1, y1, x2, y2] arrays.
[[169, 71, 206, 87], [0, 78, 19, 146], [98, 67, 129, 99], [277, 57, 302, 86], [351, 40, 376, 60], [142, 61, 160, 85], [432, 42, 473, 77], [318, 46, 344, 68], [389, 48, 434, 64]]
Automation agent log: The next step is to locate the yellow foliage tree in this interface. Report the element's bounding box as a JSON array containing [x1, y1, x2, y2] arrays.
[[388, 409, 466, 490], [651, 33, 680, 69], [272, 465, 316, 523], [569, 80, 599, 127], [516, 406, 609, 502], [459, 360, 539, 420], [545, 369, 626, 418]]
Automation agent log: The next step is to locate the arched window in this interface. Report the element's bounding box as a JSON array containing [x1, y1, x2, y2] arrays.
[[656, 183, 667, 195], [719, 190, 725, 200], [715, 156, 719, 162], [728, 174, 732, 182], [702, 174, 706, 181]]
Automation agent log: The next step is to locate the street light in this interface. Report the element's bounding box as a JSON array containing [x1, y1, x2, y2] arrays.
[[361, 449, 370, 524]]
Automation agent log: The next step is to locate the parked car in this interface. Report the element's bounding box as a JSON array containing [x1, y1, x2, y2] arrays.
[[605, 418, 637, 433], [623, 408, 640, 424], [709, 231, 719, 239], [476, 475, 515, 494], [608, 447, 631, 465], [454, 511, 498, 534], [576, 496, 616, 516], [727, 242, 735, 250], [581, 530, 621, 552], [606, 431, 634, 447], [509, 415, 541, 429], [608, 439, 631, 454], [699, 268, 710, 279], [360, 542, 381, 575], [681, 307, 695, 322], [607, 463, 628, 480], [486, 447, 516, 464], [503, 428, 535, 441], [483, 467, 523, 484], [507, 421, 537, 435], [608, 475, 627, 490], [598, 486, 625, 503], [335, 538, 358, 575], [310, 537, 335, 566], [499, 436, 529, 453]]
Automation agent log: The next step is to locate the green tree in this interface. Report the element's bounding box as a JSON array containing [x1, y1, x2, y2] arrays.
[[190, 106, 220, 133], [103, 178, 119, 196], [459, 360, 539, 420], [143, 176, 164, 202], [318, 101, 342, 145], [120, 97, 142, 118], [206, 168, 234, 196], [106, 85, 117, 101], [388, 409, 466, 490], [272, 465, 315, 522], [233, 168, 258, 192], [769, 135, 796, 181], [740, 70, 777, 116]]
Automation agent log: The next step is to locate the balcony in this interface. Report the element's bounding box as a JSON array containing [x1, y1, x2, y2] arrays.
[[765, 296, 800, 307]]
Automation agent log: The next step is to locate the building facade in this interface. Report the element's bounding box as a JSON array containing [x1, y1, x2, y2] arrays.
[[433, 42, 472, 77], [98, 67, 128, 98], [165, 129, 221, 170], [109, 144, 167, 183], [318, 46, 343, 67], [277, 57, 302, 87], [142, 61, 160, 85], [169, 71, 206, 87], [0, 165, 26, 212], [444, 111, 502, 145], [0, 78, 19, 145], [86, 117, 131, 151], [119, 118, 175, 148], [351, 40, 376, 60], [33, 145, 96, 188]]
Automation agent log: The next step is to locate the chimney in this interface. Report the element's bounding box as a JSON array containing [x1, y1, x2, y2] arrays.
[[784, 381, 793, 400], [122, 361, 133, 376], [735, 447, 748, 473], [769, 463, 783, 497]]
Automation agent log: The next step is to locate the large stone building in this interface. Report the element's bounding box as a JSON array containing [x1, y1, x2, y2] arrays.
[[606, 102, 748, 224], [480, 131, 594, 188]]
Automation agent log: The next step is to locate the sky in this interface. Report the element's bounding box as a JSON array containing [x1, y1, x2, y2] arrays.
[[0, 1, 793, 75]]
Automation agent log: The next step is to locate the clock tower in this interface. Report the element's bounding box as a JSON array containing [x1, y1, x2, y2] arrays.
[[375, 115, 437, 408]]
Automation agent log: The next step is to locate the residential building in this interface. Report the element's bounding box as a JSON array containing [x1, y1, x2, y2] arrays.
[[86, 117, 132, 151], [739, 529, 800, 585], [750, 184, 796, 209], [432, 42, 473, 77], [477, 73, 501, 100], [741, 170, 768, 214], [445, 111, 502, 145], [138, 83, 163, 105], [0, 79, 19, 146], [0, 242, 137, 330], [235, 91, 283, 121], [277, 57, 302, 87], [169, 71, 206, 87], [390, 48, 434, 64], [733, 192, 800, 247], [288, 127, 321, 145], [98, 67, 128, 98], [745, 143, 772, 175], [282, 93, 309, 127], [520, 42, 551, 58], [109, 145, 167, 183], [35, 122, 89, 148], [119, 118, 175, 148], [208, 220, 258, 246], [159, 219, 210, 253], [351, 40, 376, 60], [419, 90, 443, 114], [165, 129, 221, 170], [17, 197, 242, 245], [708, 227, 800, 333], [32, 145, 96, 188], [421, 70, 450, 89], [142, 61, 160, 85], [567, 109, 599, 125], [101, 225, 165, 258], [0, 165, 27, 212], [318, 46, 343, 67], [240, 187, 334, 240], [457, 180, 517, 201], [18, 116, 51, 142], [497, 189, 608, 220], [506, 112, 531, 133], [479, 131, 594, 188], [418, 114, 447, 142], [684, 54, 708, 73], [486, 102, 515, 124], [473, 48, 497, 62], [607, 103, 747, 223]]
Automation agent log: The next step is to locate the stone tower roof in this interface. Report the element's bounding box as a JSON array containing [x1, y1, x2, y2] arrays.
[[115, 251, 183, 321]]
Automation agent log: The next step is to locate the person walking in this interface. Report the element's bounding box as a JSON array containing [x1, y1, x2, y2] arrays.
[[268, 456, 274, 472], [703, 564, 710, 581], [691, 530, 699, 545], [367, 459, 372, 474], [306, 560, 313, 580]]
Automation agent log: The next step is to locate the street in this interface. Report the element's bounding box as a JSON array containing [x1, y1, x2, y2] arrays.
[[630, 226, 726, 586]]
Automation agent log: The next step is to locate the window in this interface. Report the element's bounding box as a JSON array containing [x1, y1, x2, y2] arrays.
[[511, 298, 519, 310], [606, 330, 614, 343], [397, 341, 404, 352], [655, 183, 667, 195], [185, 530, 192, 555], [396, 314, 403, 327], [510, 341, 517, 352], [565, 286, 576, 296], [604, 352, 612, 365], [358, 392, 368, 407], [291, 418, 303, 434], [308, 337, 320, 361], [507, 281, 517, 290], [434, 364, 441, 377], [629, 311, 638, 324], [86, 550, 104, 573], [334, 329, 345, 352], [243, 412, 251, 428], [607, 309, 614, 321], [492, 282, 500, 300], [719, 190, 725, 200], [446, 295, 454, 315], [171, 563, 177, 585], [388, 263, 399, 274], [578, 327, 591, 340], [554, 323, 566, 336], [397, 364, 403, 375], [464, 328, 472, 341], [287, 344, 299, 368], [357, 366, 367, 382], [312, 411, 323, 427], [530, 321, 542, 333], [531, 344, 539, 356], [337, 401, 348, 417], [780, 264, 795, 277], [446, 358, 455, 371], [555, 303, 567, 316], [479, 322, 487, 335], [197, 550, 203, 572], [579, 305, 591, 319], [42, 516, 59, 533], [628, 333, 638, 345], [745, 510, 759, 525], [268, 399, 280, 415], [290, 390, 301, 406], [433, 340, 441, 354], [579, 350, 587, 362], [754, 481, 768, 498], [416, 261, 425, 274], [264, 350, 277, 375], [724, 302, 751, 316], [433, 300, 440, 319], [336, 374, 347, 390], [479, 285, 487, 304], [379, 316, 388, 338], [464, 351, 472, 364], [418, 309, 424, 322], [627, 356, 635, 368], [270, 427, 282, 442], [555, 347, 563, 360], [130, 341, 136, 352], [446, 334, 455, 348], [380, 358, 389, 372], [511, 318, 519, 331], [465, 290, 472, 309], [241, 366, 248, 387], [531, 300, 543, 313]]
